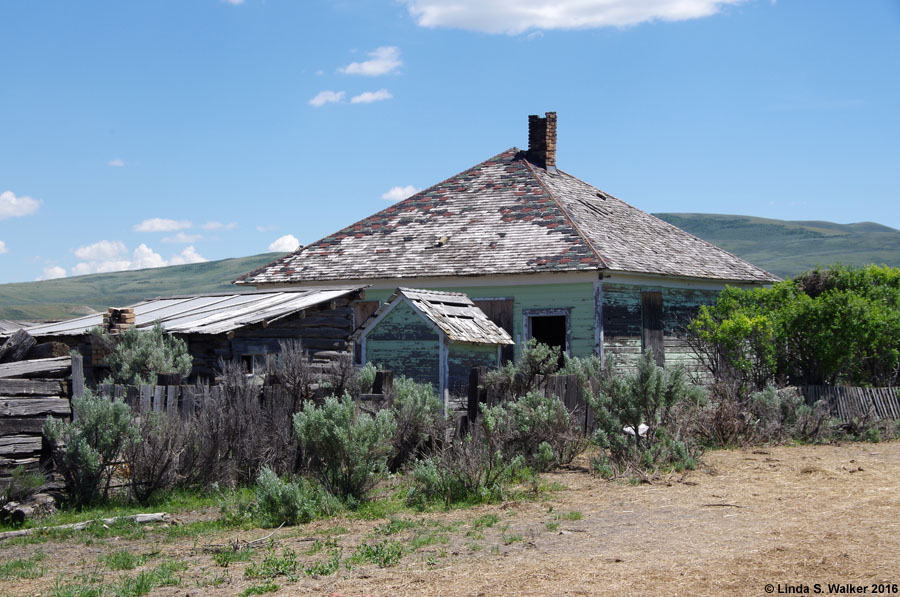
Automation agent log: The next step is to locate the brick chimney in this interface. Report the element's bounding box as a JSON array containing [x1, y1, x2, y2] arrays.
[[526, 111, 557, 172]]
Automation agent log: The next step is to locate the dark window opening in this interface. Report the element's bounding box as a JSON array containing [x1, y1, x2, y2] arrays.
[[529, 314, 568, 368], [641, 291, 665, 366], [241, 353, 268, 375]]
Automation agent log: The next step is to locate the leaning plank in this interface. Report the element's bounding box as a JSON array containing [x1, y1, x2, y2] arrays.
[[0, 513, 171, 542], [0, 435, 42, 456], [0, 330, 37, 364], [0, 357, 71, 379], [0, 398, 72, 417]]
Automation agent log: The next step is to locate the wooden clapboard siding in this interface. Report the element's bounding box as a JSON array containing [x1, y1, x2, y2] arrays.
[[448, 343, 497, 396], [363, 281, 596, 358], [366, 302, 441, 388]]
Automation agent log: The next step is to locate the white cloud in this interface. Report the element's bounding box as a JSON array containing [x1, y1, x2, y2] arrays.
[[74, 240, 128, 261], [168, 246, 207, 266], [339, 46, 402, 76], [0, 190, 42, 220], [351, 89, 393, 104], [162, 232, 203, 244], [71, 259, 133, 276], [268, 234, 300, 252], [70, 242, 206, 275], [309, 90, 346, 107], [202, 221, 237, 230], [402, 0, 746, 34], [37, 266, 67, 281], [381, 185, 419, 201], [107, 158, 125, 167], [134, 218, 192, 232], [0, 240, 7, 254]]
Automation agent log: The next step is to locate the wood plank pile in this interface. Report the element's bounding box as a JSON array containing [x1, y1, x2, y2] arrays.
[[102, 307, 135, 334], [0, 330, 73, 481]]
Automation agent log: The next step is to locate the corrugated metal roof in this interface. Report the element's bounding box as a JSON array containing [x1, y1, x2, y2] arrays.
[[353, 287, 513, 346], [19, 286, 366, 337]]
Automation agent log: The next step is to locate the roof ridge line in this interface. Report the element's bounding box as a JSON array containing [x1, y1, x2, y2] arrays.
[[521, 160, 610, 270]]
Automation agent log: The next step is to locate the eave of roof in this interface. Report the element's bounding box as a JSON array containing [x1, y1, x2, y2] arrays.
[[351, 287, 513, 346], [237, 148, 779, 286], [19, 286, 367, 338]]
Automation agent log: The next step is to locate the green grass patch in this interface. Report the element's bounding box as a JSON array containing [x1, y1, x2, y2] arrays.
[[557, 511, 583, 521], [212, 547, 256, 568], [374, 516, 421, 536], [502, 532, 523, 545], [347, 540, 403, 568], [196, 570, 231, 588], [303, 549, 342, 577], [470, 513, 500, 530], [245, 547, 298, 580], [101, 549, 148, 571], [545, 522, 560, 532], [241, 582, 279, 596], [407, 531, 449, 551], [305, 536, 339, 555], [0, 551, 45, 580]]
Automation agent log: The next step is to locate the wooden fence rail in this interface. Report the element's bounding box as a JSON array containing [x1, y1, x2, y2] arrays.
[[802, 385, 900, 423]]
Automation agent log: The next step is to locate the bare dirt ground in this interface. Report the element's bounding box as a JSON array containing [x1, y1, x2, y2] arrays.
[[3, 441, 899, 597]]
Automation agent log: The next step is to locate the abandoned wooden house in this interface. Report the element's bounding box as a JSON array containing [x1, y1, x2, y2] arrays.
[[238, 112, 779, 381], [15, 286, 366, 382], [350, 288, 513, 407]]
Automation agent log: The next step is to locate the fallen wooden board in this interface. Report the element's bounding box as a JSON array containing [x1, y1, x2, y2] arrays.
[[0, 357, 71, 379], [0, 512, 171, 542], [0, 397, 71, 417]]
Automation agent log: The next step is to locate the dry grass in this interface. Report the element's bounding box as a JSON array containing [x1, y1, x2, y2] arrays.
[[3, 441, 899, 596]]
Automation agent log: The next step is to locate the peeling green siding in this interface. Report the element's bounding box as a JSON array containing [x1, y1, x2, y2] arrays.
[[603, 283, 720, 374], [365, 302, 440, 387], [363, 282, 596, 358], [448, 343, 498, 396]]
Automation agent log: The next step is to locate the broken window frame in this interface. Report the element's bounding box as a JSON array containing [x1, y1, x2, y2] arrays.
[[522, 307, 571, 356]]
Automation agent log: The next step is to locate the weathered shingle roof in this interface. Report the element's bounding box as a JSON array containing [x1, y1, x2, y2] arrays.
[[18, 286, 365, 338], [238, 149, 778, 285], [352, 288, 513, 346]]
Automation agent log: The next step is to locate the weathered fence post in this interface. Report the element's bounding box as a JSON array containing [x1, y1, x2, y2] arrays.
[[467, 367, 487, 427], [373, 369, 393, 396], [71, 353, 84, 401]]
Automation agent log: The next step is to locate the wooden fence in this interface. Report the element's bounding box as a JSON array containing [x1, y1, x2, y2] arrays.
[[802, 385, 900, 423], [467, 369, 595, 433]]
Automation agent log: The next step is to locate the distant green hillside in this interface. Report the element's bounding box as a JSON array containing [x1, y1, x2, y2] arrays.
[[0, 253, 282, 321], [654, 213, 900, 278], [3, 214, 899, 322]]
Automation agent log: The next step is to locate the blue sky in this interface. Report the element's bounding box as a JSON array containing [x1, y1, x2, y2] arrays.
[[1, 0, 899, 283]]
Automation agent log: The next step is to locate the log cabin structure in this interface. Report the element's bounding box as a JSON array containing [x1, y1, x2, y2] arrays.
[[13, 286, 366, 382], [237, 112, 779, 385]]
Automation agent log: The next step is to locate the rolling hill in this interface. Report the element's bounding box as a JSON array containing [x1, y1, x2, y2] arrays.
[[2, 214, 899, 322], [0, 253, 282, 321], [654, 214, 900, 279]]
